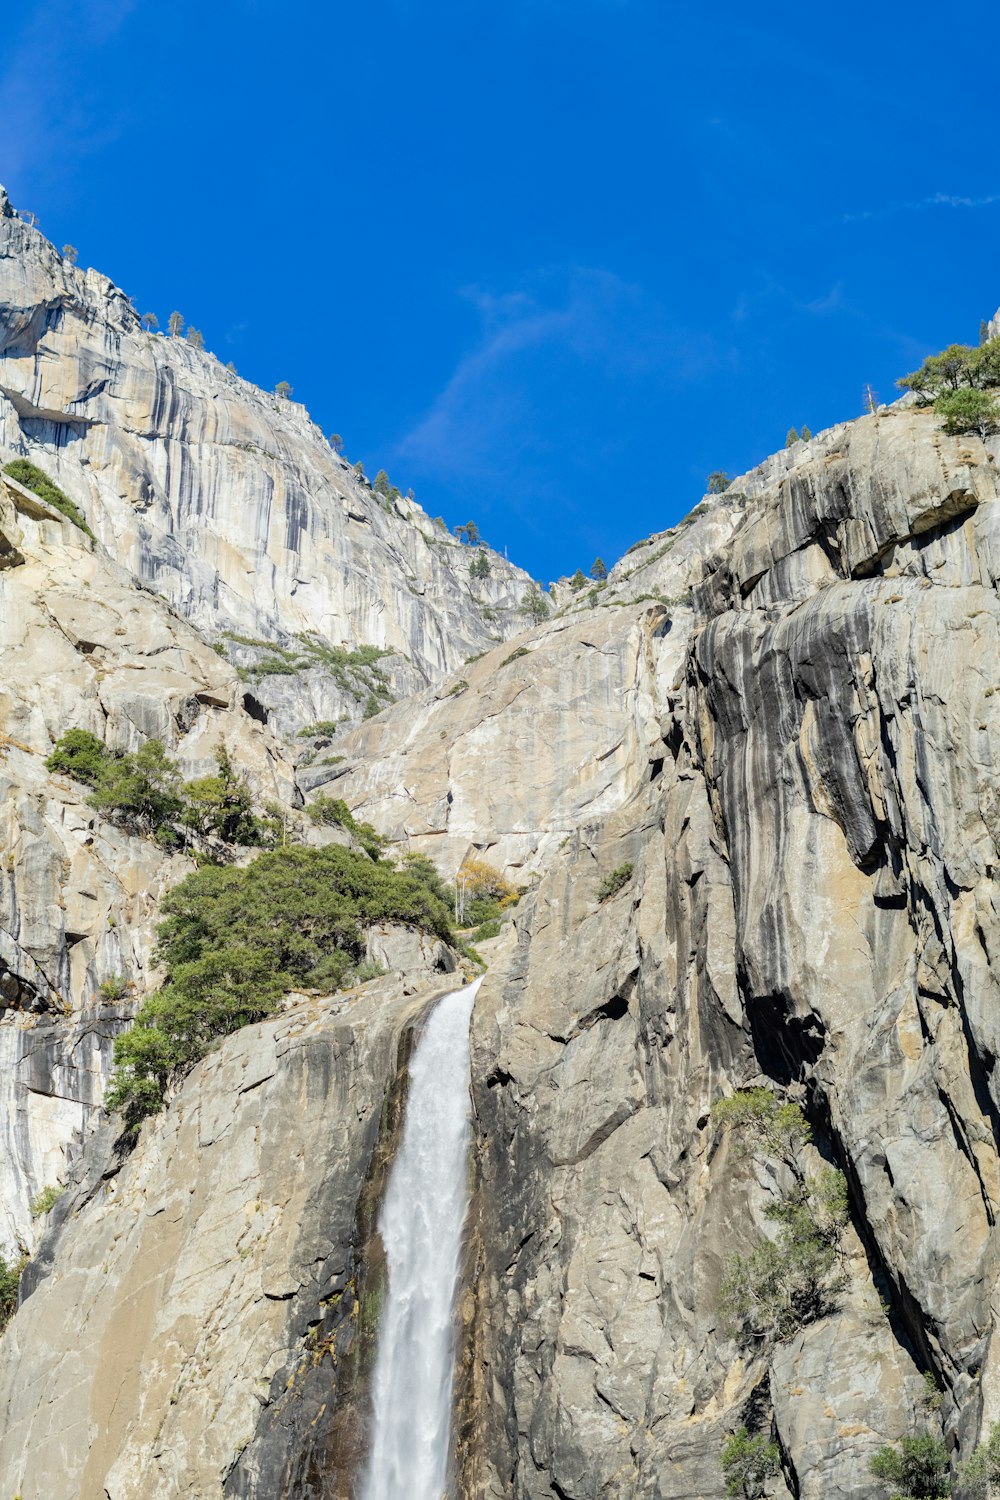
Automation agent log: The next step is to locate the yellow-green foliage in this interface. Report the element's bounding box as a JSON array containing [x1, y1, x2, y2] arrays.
[[712, 1087, 811, 1159], [719, 1171, 848, 1348]]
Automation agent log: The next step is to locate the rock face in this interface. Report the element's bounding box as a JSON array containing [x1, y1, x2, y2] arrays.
[[467, 405, 1000, 1498], [0, 188, 534, 735], [5, 187, 1000, 1500], [0, 464, 294, 1259], [0, 971, 461, 1499]]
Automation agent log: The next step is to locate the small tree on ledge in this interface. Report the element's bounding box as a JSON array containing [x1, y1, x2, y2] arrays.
[[590, 557, 607, 580], [275, 381, 293, 399]]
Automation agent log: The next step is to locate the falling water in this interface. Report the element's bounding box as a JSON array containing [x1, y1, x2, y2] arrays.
[[362, 976, 482, 1500]]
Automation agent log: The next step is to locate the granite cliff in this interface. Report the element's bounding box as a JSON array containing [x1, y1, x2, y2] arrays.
[[0, 187, 534, 736], [1, 188, 999, 1500]]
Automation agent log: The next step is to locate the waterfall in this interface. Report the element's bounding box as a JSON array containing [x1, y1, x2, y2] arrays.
[[362, 976, 482, 1500]]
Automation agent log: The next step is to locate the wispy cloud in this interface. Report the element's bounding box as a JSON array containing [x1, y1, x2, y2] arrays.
[[733, 276, 847, 323], [843, 191, 1000, 224], [396, 266, 723, 481]]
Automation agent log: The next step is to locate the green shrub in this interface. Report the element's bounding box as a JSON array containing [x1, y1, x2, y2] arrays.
[[519, 588, 549, 624], [46, 733, 276, 850], [713, 1088, 811, 1159], [720, 1171, 848, 1347], [106, 844, 455, 1130], [898, 337, 1000, 402], [98, 974, 129, 1003], [0, 1254, 26, 1330], [471, 919, 502, 941], [706, 471, 731, 494], [351, 959, 387, 984], [297, 721, 340, 739], [29, 1184, 63, 1218], [500, 646, 530, 668], [720, 1427, 780, 1500], [3, 459, 95, 539], [961, 1422, 1000, 1498], [307, 793, 384, 859], [45, 728, 108, 786], [869, 1434, 951, 1499], [449, 679, 469, 696], [785, 427, 799, 447], [569, 569, 587, 590], [374, 470, 401, 505], [597, 863, 634, 902], [935, 387, 1000, 440]]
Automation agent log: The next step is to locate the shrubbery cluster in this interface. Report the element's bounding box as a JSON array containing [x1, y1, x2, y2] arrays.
[[307, 792, 385, 859], [106, 844, 456, 1130], [455, 857, 521, 927], [46, 730, 277, 852], [597, 862, 634, 903], [898, 337, 1000, 439], [3, 459, 94, 539]]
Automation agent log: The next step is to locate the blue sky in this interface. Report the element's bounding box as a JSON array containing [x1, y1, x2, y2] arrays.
[[4, 0, 1000, 582]]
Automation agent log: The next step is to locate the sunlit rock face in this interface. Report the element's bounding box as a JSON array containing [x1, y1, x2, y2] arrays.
[[0, 186, 534, 733], [0, 467, 295, 1260]]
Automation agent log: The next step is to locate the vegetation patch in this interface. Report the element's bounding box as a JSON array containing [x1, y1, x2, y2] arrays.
[[46, 730, 279, 851], [719, 1169, 848, 1347], [297, 720, 340, 739], [869, 1434, 951, 1500], [713, 1087, 811, 1159], [29, 1184, 63, 1218], [0, 1254, 26, 1331], [720, 1428, 780, 1500], [455, 857, 522, 927], [3, 459, 95, 539], [500, 645, 530, 668], [225, 632, 395, 711], [307, 793, 385, 860], [597, 863, 634, 902], [106, 844, 455, 1131]]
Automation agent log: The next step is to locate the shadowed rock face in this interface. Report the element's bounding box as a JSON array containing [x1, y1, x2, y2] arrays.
[[4, 186, 1000, 1500], [466, 408, 1000, 1498], [0, 188, 535, 735]]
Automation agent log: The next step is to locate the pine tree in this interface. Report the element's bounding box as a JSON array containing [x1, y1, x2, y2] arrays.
[[800, 424, 812, 441], [785, 427, 800, 447], [275, 381, 292, 399], [61, 244, 78, 265], [168, 311, 184, 338], [591, 557, 608, 581], [141, 312, 158, 333], [186, 327, 205, 350]]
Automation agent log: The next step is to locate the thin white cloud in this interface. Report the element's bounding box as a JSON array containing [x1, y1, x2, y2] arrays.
[[396, 267, 723, 479], [843, 191, 1000, 223]]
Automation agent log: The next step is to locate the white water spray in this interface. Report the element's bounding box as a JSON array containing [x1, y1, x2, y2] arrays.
[[363, 977, 482, 1500]]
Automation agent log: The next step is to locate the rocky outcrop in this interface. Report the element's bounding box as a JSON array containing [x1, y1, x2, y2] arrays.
[[0, 465, 295, 1258], [466, 405, 1000, 1498], [0, 188, 535, 735], [0, 969, 463, 1499]]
